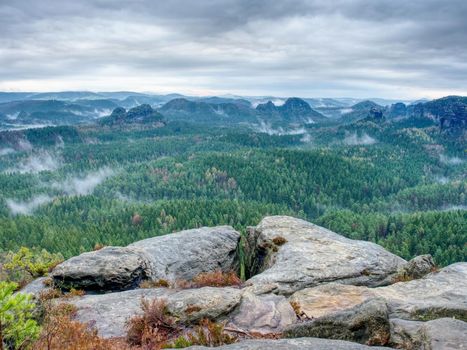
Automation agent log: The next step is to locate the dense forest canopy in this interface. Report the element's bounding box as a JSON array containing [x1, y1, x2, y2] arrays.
[[0, 94, 465, 267]]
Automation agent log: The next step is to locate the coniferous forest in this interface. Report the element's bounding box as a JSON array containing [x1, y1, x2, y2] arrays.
[[0, 99, 465, 267]]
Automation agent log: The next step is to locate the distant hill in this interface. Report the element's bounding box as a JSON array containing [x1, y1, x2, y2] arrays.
[[159, 98, 256, 124], [408, 96, 467, 136], [99, 104, 165, 126], [256, 97, 327, 125], [339, 100, 385, 123]]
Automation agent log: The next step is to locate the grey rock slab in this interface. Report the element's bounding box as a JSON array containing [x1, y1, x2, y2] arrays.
[[51, 226, 241, 291], [284, 298, 391, 346], [390, 318, 467, 350], [246, 216, 406, 295], [129, 226, 240, 281], [166, 287, 242, 323], [228, 288, 296, 334], [290, 263, 467, 322], [68, 288, 174, 338], [181, 337, 392, 349], [66, 286, 241, 338], [52, 246, 149, 291], [19, 277, 50, 297]]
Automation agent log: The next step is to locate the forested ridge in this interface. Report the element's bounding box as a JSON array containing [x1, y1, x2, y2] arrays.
[[0, 116, 465, 266]]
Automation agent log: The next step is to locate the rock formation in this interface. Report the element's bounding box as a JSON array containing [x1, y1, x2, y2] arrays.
[[22, 216, 466, 349]]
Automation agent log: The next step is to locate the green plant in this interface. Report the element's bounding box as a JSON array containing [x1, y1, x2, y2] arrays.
[[0, 281, 40, 350], [3, 247, 63, 286]]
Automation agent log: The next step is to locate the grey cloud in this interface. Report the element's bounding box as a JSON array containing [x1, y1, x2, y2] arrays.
[[1, 0, 466, 98]]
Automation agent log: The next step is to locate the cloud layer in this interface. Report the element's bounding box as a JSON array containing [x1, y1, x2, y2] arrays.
[[1, 0, 467, 98]]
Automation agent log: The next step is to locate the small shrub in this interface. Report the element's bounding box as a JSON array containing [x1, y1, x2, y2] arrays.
[[272, 236, 287, 246], [191, 270, 242, 288], [93, 243, 105, 251], [140, 279, 171, 289], [164, 319, 236, 348], [32, 303, 124, 350], [184, 305, 202, 315], [126, 298, 178, 347], [0, 281, 41, 349]]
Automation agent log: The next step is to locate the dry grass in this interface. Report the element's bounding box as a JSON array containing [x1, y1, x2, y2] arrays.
[[191, 270, 242, 288], [272, 236, 287, 246], [139, 279, 170, 289], [126, 298, 178, 348], [32, 303, 126, 350]]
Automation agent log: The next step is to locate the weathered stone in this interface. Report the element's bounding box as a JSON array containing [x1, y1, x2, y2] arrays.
[[290, 263, 467, 322], [390, 318, 467, 350], [67, 286, 241, 338], [284, 298, 390, 346], [20, 277, 50, 297], [374, 263, 467, 321], [52, 247, 149, 291], [51, 226, 241, 291], [289, 283, 374, 319], [229, 288, 296, 334], [397, 254, 436, 280], [68, 288, 174, 338], [246, 216, 406, 295], [129, 226, 240, 281], [182, 337, 392, 349], [166, 287, 242, 323]]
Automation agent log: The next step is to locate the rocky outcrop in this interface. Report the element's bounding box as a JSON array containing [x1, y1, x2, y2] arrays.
[[284, 298, 390, 346], [21, 216, 463, 349], [52, 226, 240, 291], [184, 338, 391, 349], [245, 216, 406, 295]]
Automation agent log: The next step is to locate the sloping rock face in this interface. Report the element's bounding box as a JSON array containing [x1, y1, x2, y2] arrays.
[[245, 216, 406, 295], [52, 226, 240, 291], [68, 286, 242, 338], [284, 298, 391, 346], [290, 263, 467, 322], [390, 318, 467, 350], [184, 338, 391, 349], [128, 226, 240, 282], [228, 287, 296, 334]]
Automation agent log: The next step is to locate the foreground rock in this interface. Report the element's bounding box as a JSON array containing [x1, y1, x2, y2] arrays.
[[284, 298, 390, 346], [184, 338, 391, 349], [67, 286, 242, 338], [52, 247, 149, 291], [246, 216, 406, 295], [229, 287, 296, 334], [52, 226, 240, 291], [290, 263, 467, 321], [390, 318, 467, 349]]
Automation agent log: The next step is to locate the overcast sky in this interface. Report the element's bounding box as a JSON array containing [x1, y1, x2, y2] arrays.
[[1, 0, 466, 98]]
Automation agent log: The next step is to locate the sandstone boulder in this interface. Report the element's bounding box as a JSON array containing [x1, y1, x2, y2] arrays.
[[289, 263, 467, 321], [284, 298, 390, 346], [52, 247, 149, 291], [229, 287, 296, 334], [246, 216, 406, 295], [67, 286, 242, 338], [390, 318, 467, 350], [165, 287, 242, 323], [52, 226, 241, 291], [129, 226, 240, 282]]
